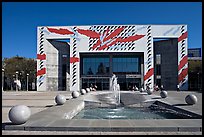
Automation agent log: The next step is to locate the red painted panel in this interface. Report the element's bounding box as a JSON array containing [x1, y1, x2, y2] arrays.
[[70, 57, 80, 63], [92, 40, 102, 50], [47, 27, 74, 35], [37, 54, 46, 60], [98, 38, 118, 50], [119, 34, 145, 42], [37, 68, 46, 76], [98, 34, 145, 50], [178, 31, 188, 42], [104, 27, 125, 41], [77, 29, 100, 38], [178, 68, 188, 83], [144, 68, 154, 81], [178, 55, 188, 71]]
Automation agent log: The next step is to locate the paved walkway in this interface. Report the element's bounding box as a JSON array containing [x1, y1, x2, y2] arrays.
[[2, 130, 202, 135], [2, 91, 72, 123], [2, 90, 202, 135]]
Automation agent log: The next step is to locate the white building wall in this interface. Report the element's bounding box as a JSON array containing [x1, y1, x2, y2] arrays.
[[37, 25, 188, 91], [37, 27, 47, 91]]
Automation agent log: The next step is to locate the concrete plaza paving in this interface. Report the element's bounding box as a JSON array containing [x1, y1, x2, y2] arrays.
[[2, 90, 202, 135]]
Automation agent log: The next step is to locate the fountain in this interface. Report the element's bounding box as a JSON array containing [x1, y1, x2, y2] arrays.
[[110, 74, 120, 105]]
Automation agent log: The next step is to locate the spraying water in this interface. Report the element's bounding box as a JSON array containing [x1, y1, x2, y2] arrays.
[[110, 74, 120, 105]]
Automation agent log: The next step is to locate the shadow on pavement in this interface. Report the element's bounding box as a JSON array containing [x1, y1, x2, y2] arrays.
[[172, 103, 191, 106], [2, 122, 14, 130], [151, 97, 162, 99]]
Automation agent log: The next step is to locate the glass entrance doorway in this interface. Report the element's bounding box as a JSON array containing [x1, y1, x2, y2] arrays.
[[117, 77, 141, 91], [81, 78, 109, 90]]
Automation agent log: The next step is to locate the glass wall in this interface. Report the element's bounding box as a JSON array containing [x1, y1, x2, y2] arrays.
[[112, 56, 140, 74], [82, 78, 109, 90], [82, 56, 110, 76], [81, 53, 143, 90]]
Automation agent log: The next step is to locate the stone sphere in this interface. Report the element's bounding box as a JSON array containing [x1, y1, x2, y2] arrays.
[[55, 94, 66, 105], [72, 91, 80, 98], [9, 105, 31, 124], [140, 88, 144, 92], [185, 94, 197, 105], [160, 90, 168, 98], [86, 88, 91, 93], [147, 89, 153, 95], [81, 89, 86, 95]]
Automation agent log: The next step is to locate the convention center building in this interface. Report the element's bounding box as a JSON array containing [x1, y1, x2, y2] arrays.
[[37, 24, 188, 91]]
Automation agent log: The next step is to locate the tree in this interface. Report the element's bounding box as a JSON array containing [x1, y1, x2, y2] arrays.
[[188, 59, 202, 91], [188, 60, 202, 73], [2, 56, 37, 90]]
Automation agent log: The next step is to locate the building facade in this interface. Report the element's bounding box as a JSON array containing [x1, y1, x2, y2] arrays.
[[37, 25, 188, 91], [188, 48, 201, 57], [188, 48, 202, 91]]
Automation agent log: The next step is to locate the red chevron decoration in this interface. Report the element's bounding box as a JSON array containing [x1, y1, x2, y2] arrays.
[[37, 54, 46, 60], [37, 68, 46, 76], [178, 31, 188, 42], [70, 57, 80, 63], [77, 29, 100, 38], [178, 68, 188, 83], [178, 55, 188, 71], [77, 26, 145, 51], [144, 68, 154, 81], [47, 27, 74, 35]]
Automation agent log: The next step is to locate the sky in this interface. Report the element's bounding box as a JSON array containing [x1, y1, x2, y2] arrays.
[[2, 2, 202, 59]]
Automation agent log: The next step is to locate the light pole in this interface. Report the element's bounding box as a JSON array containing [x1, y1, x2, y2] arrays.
[[16, 71, 18, 92], [27, 73, 29, 91], [2, 69, 4, 92]]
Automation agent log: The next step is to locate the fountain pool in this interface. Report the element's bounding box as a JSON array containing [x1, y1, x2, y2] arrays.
[[73, 101, 200, 120]]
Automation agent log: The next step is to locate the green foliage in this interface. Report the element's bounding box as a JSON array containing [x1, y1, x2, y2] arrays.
[[2, 56, 37, 85], [188, 60, 202, 73]]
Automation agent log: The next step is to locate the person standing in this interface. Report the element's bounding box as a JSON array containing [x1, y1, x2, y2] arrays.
[[160, 85, 164, 91], [177, 84, 180, 92]]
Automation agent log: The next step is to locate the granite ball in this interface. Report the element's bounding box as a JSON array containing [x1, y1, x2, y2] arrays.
[[185, 94, 197, 105], [72, 91, 80, 98], [147, 89, 153, 95], [9, 105, 31, 124], [160, 90, 168, 98], [86, 88, 91, 93], [140, 88, 144, 93], [81, 89, 86, 95], [55, 94, 66, 105]]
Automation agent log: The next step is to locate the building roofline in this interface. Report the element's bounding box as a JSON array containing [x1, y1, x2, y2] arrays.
[[38, 24, 187, 28]]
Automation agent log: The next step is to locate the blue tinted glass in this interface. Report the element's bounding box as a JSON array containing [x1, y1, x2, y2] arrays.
[[126, 62, 131, 72], [120, 58, 124, 62], [83, 57, 109, 75], [136, 61, 139, 72], [126, 58, 131, 62], [84, 58, 87, 63], [113, 58, 117, 62], [104, 58, 109, 62], [131, 58, 134, 62]]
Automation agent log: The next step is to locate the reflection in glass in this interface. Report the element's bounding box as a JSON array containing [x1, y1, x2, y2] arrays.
[[113, 57, 140, 74], [83, 56, 109, 75]]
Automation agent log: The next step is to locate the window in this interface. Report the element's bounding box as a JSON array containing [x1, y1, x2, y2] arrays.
[[156, 64, 161, 75], [156, 54, 161, 64], [112, 56, 140, 74], [82, 56, 109, 76]]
